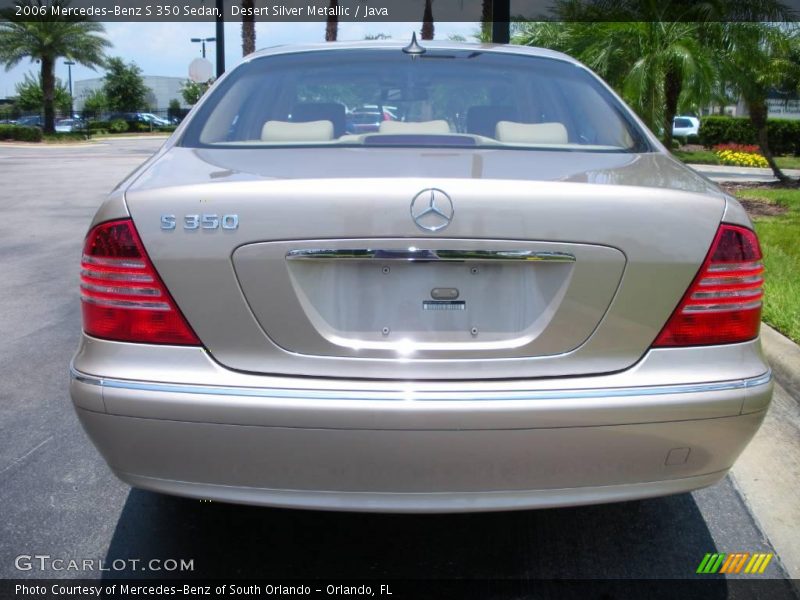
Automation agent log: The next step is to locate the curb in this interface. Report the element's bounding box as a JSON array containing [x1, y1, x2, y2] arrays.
[[761, 323, 800, 402], [0, 141, 102, 148], [94, 134, 170, 140], [687, 163, 800, 177], [1, 135, 168, 147]]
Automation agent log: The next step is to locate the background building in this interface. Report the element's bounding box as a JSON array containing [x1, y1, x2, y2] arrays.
[[73, 75, 189, 111], [702, 91, 800, 120]]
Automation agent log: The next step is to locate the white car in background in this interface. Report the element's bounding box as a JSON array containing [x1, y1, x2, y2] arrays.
[[673, 115, 700, 139], [139, 112, 171, 127], [54, 118, 84, 133]]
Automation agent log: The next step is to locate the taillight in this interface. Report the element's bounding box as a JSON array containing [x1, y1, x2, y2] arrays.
[[653, 224, 763, 347], [80, 219, 200, 345]]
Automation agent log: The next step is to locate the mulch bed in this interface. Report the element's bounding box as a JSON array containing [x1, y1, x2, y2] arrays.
[[720, 182, 789, 218]]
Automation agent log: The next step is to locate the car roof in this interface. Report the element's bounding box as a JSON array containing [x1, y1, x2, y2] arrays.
[[245, 40, 580, 66]]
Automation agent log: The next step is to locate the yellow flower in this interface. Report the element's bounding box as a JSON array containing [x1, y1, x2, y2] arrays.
[[714, 149, 767, 169]]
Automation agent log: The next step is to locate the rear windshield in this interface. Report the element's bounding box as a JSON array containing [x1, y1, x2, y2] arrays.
[[673, 118, 693, 128], [180, 48, 650, 152]]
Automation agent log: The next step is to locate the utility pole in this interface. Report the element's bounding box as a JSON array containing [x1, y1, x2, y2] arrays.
[[191, 36, 216, 58], [215, 0, 225, 77], [64, 60, 75, 117], [491, 0, 510, 44]]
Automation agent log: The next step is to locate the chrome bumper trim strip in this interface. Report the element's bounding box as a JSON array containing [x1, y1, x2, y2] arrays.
[[69, 366, 771, 403]]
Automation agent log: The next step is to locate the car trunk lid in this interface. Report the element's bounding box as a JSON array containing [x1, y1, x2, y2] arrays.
[[125, 147, 725, 380]]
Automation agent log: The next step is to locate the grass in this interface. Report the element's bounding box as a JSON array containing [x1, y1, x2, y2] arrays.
[[3, 130, 172, 144], [41, 132, 91, 143], [734, 187, 800, 343], [673, 150, 800, 170], [673, 149, 720, 165], [92, 131, 172, 138], [775, 156, 800, 170]]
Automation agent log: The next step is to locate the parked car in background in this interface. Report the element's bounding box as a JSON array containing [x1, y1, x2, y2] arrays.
[[105, 112, 171, 128], [16, 115, 44, 128], [346, 109, 384, 134], [673, 115, 700, 139], [138, 112, 171, 127], [55, 118, 86, 133], [71, 41, 772, 513]]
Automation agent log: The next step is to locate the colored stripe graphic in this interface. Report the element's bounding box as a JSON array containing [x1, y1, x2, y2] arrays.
[[744, 553, 773, 574], [720, 553, 749, 574], [697, 553, 726, 574], [698, 553, 773, 575]]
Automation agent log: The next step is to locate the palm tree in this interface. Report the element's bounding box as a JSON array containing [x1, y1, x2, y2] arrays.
[[0, 0, 108, 133], [421, 0, 434, 41], [480, 0, 492, 42], [720, 23, 800, 183], [616, 21, 713, 147], [241, 0, 256, 55], [325, 0, 339, 41], [516, 20, 714, 147]]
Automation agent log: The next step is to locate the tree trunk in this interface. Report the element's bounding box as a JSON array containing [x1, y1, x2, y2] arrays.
[[41, 56, 55, 134], [325, 0, 338, 41], [480, 0, 492, 42], [748, 99, 790, 183], [662, 67, 682, 149], [241, 0, 256, 56], [421, 0, 434, 41]]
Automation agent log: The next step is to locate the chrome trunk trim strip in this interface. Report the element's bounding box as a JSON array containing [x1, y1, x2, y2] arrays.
[[285, 248, 577, 263]]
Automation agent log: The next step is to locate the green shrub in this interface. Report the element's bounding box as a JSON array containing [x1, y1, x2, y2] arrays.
[[156, 125, 177, 133], [42, 132, 89, 142], [109, 119, 129, 133], [699, 116, 800, 155], [766, 119, 800, 156], [0, 124, 43, 142], [699, 117, 756, 148], [87, 120, 110, 132]]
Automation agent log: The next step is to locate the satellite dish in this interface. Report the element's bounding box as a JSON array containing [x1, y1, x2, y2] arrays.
[[188, 57, 213, 83]]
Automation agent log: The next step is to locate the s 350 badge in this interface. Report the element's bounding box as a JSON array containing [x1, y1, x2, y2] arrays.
[[161, 214, 239, 230]]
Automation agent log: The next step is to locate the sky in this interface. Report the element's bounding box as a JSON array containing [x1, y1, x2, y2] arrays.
[[0, 21, 479, 99]]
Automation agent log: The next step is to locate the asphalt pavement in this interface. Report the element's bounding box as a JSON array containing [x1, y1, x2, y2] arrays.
[[0, 139, 797, 594], [689, 163, 800, 183]]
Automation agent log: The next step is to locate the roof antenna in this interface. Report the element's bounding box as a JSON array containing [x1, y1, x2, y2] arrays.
[[402, 32, 426, 55]]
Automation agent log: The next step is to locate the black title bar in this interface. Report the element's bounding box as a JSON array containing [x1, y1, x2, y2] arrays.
[[1, 0, 799, 22]]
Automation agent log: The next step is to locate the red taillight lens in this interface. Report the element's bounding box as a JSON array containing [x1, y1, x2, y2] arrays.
[[653, 224, 763, 347], [80, 219, 200, 345]]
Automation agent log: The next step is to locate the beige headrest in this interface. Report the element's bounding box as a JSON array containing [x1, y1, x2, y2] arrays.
[[378, 120, 451, 135], [495, 121, 568, 144], [261, 120, 334, 142]]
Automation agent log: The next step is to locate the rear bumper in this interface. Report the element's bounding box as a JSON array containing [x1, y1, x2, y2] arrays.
[[70, 359, 772, 512], [112, 469, 729, 513]]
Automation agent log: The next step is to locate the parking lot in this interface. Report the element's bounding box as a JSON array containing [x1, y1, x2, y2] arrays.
[[0, 138, 798, 593]]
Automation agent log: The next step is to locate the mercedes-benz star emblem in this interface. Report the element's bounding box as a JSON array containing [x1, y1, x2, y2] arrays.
[[410, 188, 454, 232]]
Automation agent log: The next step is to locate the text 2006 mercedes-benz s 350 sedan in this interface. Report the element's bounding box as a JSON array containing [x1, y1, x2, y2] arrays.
[[70, 40, 772, 512]]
